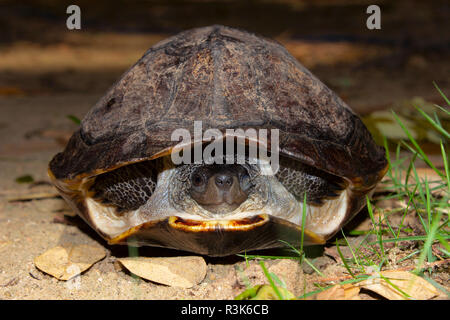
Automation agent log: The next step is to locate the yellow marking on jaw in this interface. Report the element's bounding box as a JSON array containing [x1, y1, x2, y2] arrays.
[[108, 214, 326, 245], [108, 215, 271, 244], [168, 214, 269, 232]]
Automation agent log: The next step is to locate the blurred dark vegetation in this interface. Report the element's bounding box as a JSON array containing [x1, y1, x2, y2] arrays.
[[0, 0, 449, 114], [1, 0, 449, 44]]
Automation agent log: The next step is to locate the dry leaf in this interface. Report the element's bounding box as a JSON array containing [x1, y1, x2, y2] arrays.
[[358, 270, 442, 300], [8, 192, 61, 202], [313, 284, 361, 300], [118, 256, 207, 288], [34, 245, 106, 280]]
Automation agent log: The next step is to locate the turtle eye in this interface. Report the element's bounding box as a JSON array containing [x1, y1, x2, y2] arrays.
[[191, 173, 205, 187]]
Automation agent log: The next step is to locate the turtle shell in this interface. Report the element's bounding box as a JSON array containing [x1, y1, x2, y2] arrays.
[[49, 25, 387, 255]]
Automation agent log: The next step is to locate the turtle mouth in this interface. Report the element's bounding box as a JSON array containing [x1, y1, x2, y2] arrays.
[[83, 154, 351, 240], [72, 151, 362, 256], [107, 214, 326, 256], [109, 214, 270, 243]]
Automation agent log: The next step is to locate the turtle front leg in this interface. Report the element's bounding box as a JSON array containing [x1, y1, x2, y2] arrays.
[[275, 157, 347, 205]]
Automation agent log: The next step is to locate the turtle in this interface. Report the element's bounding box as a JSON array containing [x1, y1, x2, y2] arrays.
[[48, 25, 388, 257]]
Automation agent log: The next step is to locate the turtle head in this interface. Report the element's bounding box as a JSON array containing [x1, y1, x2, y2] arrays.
[[52, 154, 358, 255], [188, 164, 252, 214]]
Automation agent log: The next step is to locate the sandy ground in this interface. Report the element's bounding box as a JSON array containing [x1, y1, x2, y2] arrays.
[[0, 94, 448, 300], [0, 3, 449, 298], [0, 94, 325, 299]]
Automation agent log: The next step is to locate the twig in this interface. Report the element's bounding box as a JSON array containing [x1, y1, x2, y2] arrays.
[[432, 245, 445, 261], [0, 277, 19, 287], [7, 192, 61, 202]]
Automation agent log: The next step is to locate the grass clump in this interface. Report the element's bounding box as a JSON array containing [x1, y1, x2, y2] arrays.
[[235, 84, 450, 299]]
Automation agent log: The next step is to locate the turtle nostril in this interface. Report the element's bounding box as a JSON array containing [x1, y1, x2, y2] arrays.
[[215, 174, 234, 190]]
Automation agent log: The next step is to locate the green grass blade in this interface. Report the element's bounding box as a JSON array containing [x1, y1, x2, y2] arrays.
[[413, 105, 450, 139], [383, 135, 393, 179], [300, 192, 307, 255], [393, 111, 445, 179], [422, 274, 450, 298], [397, 250, 420, 263], [67, 114, 81, 125], [259, 261, 284, 300], [433, 103, 450, 116], [413, 209, 444, 274], [425, 178, 432, 233], [436, 233, 450, 252], [297, 285, 333, 299], [336, 239, 355, 278], [433, 111, 443, 127], [367, 234, 450, 245], [433, 82, 450, 106], [367, 196, 385, 260], [303, 258, 325, 277], [396, 189, 415, 239], [379, 273, 412, 299], [404, 153, 418, 196], [269, 272, 287, 289], [341, 229, 365, 273], [236, 254, 297, 260], [441, 141, 450, 194], [278, 240, 302, 256]]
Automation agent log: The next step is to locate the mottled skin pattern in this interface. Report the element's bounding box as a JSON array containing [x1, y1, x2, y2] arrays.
[[48, 25, 388, 254], [275, 157, 346, 205], [91, 157, 345, 213], [92, 161, 159, 212]]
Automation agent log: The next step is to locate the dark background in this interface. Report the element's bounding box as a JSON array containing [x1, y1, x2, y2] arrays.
[[0, 0, 449, 114]]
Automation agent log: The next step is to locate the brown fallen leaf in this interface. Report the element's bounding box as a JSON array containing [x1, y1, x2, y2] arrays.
[[34, 245, 106, 280], [118, 256, 207, 288], [357, 270, 443, 300], [312, 283, 361, 300]]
